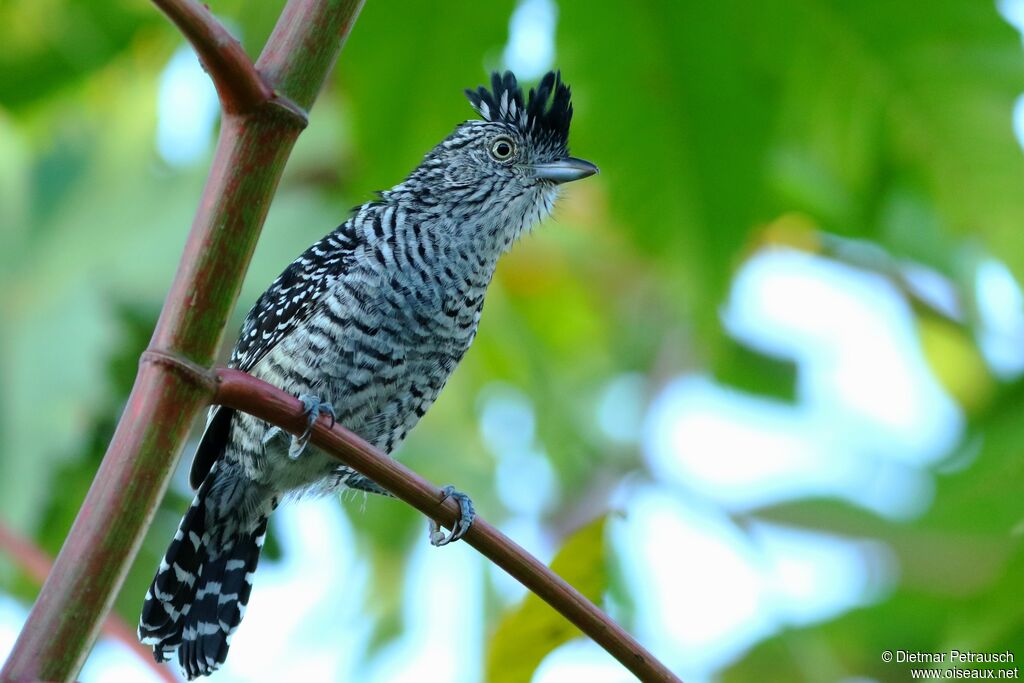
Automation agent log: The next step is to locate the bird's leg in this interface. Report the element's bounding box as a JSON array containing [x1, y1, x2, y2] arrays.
[[429, 485, 475, 547], [283, 394, 336, 460]]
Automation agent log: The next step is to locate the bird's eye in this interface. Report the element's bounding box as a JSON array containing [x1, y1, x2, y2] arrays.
[[489, 137, 516, 161]]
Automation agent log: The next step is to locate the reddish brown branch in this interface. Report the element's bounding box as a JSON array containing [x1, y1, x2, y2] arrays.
[[0, 521, 176, 683], [214, 368, 683, 683], [151, 0, 270, 114], [1, 0, 668, 679], [0, 1, 363, 680]]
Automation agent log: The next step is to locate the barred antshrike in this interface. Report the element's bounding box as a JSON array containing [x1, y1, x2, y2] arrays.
[[138, 71, 596, 678]]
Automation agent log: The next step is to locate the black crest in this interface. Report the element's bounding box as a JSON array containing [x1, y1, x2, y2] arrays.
[[465, 71, 573, 149]]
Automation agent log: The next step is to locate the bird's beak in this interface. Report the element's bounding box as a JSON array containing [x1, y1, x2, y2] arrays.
[[531, 157, 599, 184]]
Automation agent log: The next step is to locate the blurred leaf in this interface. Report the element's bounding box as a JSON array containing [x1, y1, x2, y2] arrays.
[[755, 213, 826, 255], [713, 336, 798, 402], [338, 0, 518, 200], [211, 0, 288, 58], [917, 315, 995, 414], [0, 0, 162, 108], [486, 515, 609, 683], [722, 546, 1024, 683], [560, 0, 775, 340], [733, 377, 1024, 680], [561, 0, 1024, 341]]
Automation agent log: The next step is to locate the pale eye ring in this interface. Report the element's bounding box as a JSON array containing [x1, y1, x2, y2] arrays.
[[489, 136, 516, 161]]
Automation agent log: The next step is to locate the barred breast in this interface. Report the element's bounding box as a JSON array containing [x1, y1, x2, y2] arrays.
[[229, 203, 491, 495]]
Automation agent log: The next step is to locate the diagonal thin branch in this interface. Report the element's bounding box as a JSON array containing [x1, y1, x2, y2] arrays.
[[0, 521, 177, 683], [150, 0, 305, 123], [213, 367, 684, 683]]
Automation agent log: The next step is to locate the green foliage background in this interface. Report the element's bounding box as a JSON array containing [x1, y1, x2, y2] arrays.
[[1, 0, 1024, 680]]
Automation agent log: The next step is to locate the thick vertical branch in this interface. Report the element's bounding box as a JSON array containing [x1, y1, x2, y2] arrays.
[[0, 1, 364, 680], [1, 2, 680, 682]]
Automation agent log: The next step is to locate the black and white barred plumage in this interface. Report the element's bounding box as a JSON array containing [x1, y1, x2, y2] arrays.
[[139, 70, 596, 678]]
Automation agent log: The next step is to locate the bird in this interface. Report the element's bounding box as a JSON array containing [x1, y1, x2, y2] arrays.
[[138, 70, 597, 679]]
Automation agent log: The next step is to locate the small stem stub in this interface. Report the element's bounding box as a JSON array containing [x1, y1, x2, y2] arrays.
[[139, 350, 218, 393], [267, 88, 309, 128]]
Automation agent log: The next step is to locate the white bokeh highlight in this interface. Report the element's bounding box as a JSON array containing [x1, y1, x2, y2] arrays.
[[596, 373, 647, 445], [503, 0, 558, 80], [975, 258, 1024, 378], [156, 46, 220, 168], [361, 540, 483, 683]]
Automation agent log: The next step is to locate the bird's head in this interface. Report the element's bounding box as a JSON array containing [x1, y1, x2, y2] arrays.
[[391, 71, 597, 249]]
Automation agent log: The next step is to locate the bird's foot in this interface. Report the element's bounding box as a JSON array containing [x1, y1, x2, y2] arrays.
[[429, 485, 475, 547], [287, 394, 336, 460]]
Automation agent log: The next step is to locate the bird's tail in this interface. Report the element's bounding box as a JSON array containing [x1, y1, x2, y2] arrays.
[[138, 472, 270, 680]]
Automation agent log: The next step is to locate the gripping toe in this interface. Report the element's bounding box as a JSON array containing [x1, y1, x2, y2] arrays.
[[429, 485, 475, 547], [288, 394, 337, 459]]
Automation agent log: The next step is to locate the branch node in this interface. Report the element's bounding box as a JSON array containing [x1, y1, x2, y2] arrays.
[[140, 350, 218, 393], [152, 0, 271, 115], [265, 90, 310, 128]]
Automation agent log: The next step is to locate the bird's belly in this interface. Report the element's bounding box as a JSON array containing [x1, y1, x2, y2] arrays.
[[249, 289, 479, 492]]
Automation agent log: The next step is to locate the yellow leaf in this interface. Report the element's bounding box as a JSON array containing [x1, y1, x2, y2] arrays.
[[485, 515, 609, 683], [917, 316, 994, 414]]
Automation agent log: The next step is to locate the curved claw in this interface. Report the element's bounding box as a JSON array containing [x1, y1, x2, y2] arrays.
[[289, 394, 337, 460], [429, 485, 476, 547]]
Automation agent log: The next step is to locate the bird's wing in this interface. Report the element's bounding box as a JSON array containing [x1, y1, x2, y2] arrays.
[[189, 406, 234, 489], [188, 221, 361, 489]]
